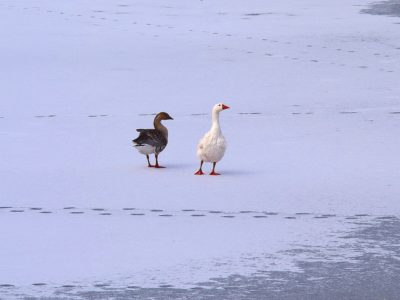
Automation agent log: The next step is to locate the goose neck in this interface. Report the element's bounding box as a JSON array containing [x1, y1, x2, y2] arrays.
[[154, 119, 168, 139], [211, 110, 221, 132]]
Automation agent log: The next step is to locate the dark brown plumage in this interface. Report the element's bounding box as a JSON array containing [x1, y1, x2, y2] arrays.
[[132, 112, 173, 168]]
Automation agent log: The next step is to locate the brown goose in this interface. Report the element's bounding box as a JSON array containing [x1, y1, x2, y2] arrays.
[[133, 112, 173, 168]]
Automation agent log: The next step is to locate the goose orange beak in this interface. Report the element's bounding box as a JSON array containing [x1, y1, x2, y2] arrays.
[[222, 104, 230, 110]]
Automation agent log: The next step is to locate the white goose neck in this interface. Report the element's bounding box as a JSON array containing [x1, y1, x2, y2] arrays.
[[211, 109, 221, 132]]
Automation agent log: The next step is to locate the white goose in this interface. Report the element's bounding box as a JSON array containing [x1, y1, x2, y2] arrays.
[[195, 103, 230, 175]]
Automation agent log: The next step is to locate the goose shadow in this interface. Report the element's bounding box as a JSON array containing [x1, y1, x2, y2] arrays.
[[184, 165, 257, 176], [161, 163, 194, 170], [217, 169, 259, 176], [138, 164, 258, 175]]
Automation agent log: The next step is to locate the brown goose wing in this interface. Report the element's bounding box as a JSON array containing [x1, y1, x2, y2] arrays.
[[133, 129, 167, 148]]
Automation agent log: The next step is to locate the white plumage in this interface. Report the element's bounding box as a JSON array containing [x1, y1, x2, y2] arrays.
[[195, 103, 229, 175], [134, 144, 156, 156], [197, 125, 226, 163]]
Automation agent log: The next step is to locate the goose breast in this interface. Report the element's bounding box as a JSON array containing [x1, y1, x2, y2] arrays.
[[197, 131, 227, 163]]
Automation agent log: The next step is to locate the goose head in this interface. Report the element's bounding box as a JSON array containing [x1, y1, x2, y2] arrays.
[[155, 112, 174, 122], [213, 103, 230, 113]]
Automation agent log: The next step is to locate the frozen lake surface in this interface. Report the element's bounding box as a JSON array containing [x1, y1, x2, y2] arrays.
[[0, 0, 399, 298], [361, 0, 400, 17]]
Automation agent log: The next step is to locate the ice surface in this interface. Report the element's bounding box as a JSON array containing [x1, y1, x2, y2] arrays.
[[0, 0, 399, 298]]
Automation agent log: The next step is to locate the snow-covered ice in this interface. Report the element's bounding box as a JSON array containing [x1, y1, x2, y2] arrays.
[[0, 0, 399, 298]]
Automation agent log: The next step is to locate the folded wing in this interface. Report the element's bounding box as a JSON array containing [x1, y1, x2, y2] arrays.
[[133, 129, 167, 149]]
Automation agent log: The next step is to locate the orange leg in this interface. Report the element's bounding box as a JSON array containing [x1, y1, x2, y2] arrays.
[[194, 161, 204, 175], [146, 155, 154, 167], [210, 162, 220, 176], [154, 154, 165, 168]]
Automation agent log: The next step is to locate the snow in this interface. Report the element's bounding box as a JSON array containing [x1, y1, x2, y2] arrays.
[[0, 0, 399, 297]]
